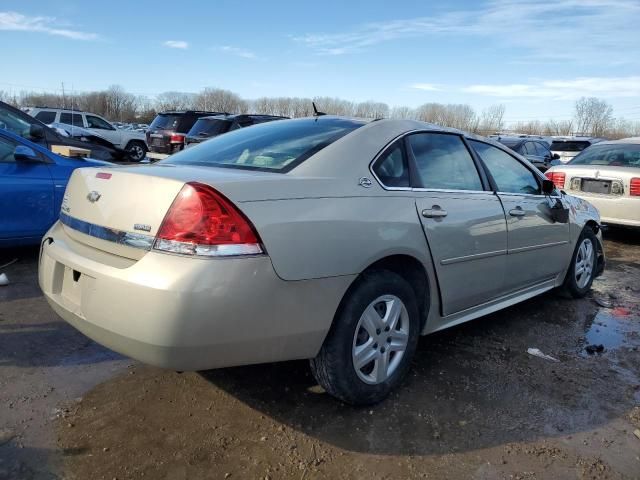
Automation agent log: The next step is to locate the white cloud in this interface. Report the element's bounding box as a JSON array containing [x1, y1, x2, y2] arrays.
[[0, 11, 98, 40], [410, 83, 441, 91], [163, 40, 188, 49], [293, 0, 640, 64], [217, 45, 256, 59], [463, 76, 640, 99]]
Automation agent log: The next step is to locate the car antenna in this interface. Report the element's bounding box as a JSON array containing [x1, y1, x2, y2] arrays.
[[312, 102, 326, 117]]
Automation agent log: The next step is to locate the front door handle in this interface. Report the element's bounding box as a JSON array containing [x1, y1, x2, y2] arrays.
[[422, 206, 448, 218], [509, 207, 526, 217]]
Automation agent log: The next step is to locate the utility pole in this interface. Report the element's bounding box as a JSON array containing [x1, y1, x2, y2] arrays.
[[61, 82, 66, 109]]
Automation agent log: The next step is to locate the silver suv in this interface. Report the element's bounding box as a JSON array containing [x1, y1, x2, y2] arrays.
[[24, 107, 148, 161]]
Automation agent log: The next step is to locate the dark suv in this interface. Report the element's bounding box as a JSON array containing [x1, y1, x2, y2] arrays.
[[184, 114, 288, 147], [490, 135, 558, 172], [146, 111, 224, 154]]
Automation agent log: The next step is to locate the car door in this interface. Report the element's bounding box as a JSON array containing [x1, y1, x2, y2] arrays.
[[86, 114, 122, 146], [402, 132, 508, 316], [469, 140, 571, 292], [0, 135, 54, 241]]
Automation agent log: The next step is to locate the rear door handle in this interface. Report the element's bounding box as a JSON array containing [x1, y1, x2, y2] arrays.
[[422, 206, 448, 218], [509, 207, 526, 217]]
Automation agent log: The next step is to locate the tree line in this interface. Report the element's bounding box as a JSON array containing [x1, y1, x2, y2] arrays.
[[1, 85, 638, 138]]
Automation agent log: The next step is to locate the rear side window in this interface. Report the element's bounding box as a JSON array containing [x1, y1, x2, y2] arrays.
[[373, 140, 409, 188], [35, 111, 56, 124], [163, 117, 365, 172], [60, 112, 84, 127], [471, 141, 541, 195], [408, 133, 483, 191]]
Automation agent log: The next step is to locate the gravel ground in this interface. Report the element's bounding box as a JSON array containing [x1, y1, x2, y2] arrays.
[[1, 228, 639, 480]]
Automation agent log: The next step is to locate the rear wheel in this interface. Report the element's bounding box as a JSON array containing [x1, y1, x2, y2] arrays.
[[125, 141, 147, 162], [310, 270, 420, 405], [563, 228, 597, 298]]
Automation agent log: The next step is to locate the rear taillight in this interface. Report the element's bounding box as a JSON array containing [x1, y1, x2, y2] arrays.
[[545, 171, 566, 189], [170, 134, 185, 144], [631, 178, 640, 196], [155, 182, 263, 257]]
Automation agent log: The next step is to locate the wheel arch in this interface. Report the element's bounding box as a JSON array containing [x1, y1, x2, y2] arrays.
[[334, 254, 432, 333]]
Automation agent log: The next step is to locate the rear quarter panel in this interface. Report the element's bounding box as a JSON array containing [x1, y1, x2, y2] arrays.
[[241, 195, 431, 281]]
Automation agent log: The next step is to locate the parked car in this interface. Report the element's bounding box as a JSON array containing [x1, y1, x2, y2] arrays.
[[147, 111, 224, 154], [39, 117, 604, 405], [0, 101, 123, 162], [25, 107, 148, 161], [185, 114, 288, 147], [549, 136, 604, 164], [48, 122, 124, 153], [490, 135, 557, 171], [0, 128, 108, 247], [545, 137, 640, 228]]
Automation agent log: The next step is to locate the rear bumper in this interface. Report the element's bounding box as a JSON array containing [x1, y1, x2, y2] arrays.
[[39, 222, 353, 371], [570, 192, 640, 227]]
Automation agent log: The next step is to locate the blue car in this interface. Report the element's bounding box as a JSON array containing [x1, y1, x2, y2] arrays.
[[0, 128, 109, 247]]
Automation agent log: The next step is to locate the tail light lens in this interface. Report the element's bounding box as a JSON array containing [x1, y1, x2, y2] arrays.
[[155, 182, 263, 256], [545, 171, 566, 189], [631, 178, 640, 196], [170, 134, 185, 144]]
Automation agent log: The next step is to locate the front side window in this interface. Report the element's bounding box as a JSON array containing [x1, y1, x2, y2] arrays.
[[60, 113, 84, 127], [408, 133, 483, 191], [87, 115, 114, 130], [535, 142, 550, 157], [373, 140, 409, 188], [471, 140, 541, 195], [163, 117, 365, 172], [35, 111, 57, 124]]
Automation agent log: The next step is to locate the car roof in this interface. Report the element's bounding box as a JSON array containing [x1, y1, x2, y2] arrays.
[[158, 110, 224, 115], [197, 113, 289, 121], [590, 136, 640, 146]]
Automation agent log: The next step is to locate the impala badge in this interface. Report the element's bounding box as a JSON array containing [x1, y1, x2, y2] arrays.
[[86, 191, 101, 203], [134, 223, 152, 232]]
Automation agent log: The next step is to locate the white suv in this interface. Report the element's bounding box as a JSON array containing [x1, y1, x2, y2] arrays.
[[25, 107, 148, 161]]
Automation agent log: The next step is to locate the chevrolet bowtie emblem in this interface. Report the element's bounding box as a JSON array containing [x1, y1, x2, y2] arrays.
[[87, 191, 102, 203]]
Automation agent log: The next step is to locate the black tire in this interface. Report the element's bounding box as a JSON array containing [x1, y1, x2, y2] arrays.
[[563, 227, 598, 298], [310, 270, 420, 405], [125, 141, 147, 162]]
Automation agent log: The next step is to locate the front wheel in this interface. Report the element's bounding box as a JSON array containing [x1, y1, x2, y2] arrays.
[[125, 141, 147, 162], [563, 228, 597, 298], [310, 270, 420, 405]]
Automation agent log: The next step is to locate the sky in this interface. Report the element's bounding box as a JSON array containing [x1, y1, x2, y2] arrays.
[[1, 0, 640, 123]]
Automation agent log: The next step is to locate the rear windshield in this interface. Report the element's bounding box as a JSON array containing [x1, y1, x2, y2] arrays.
[[569, 143, 640, 167], [550, 141, 591, 152], [150, 114, 181, 130], [187, 118, 231, 137], [162, 117, 365, 172]]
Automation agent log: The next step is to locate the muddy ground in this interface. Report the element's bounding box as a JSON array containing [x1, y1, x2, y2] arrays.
[[1, 229, 639, 480]]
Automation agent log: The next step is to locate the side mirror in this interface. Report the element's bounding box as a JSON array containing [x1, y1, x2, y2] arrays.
[[30, 123, 46, 139], [14, 145, 40, 162], [552, 153, 561, 160], [542, 179, 555, 195]]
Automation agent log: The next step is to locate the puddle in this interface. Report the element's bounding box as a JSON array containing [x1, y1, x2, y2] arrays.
[[581, 308, 637, 356]]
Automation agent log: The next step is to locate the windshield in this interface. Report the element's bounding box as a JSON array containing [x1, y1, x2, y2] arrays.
[[163, 117, 365, 172], [150, 114, 180, 130], [569, 143, 640, 167], [188, 118, 231, 137], [550, 141, 591, 152]]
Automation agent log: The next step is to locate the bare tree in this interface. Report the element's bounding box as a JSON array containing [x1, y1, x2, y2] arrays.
[[155, 91, 195, 112], [477, 104, 505, 135], [194, 88, 247, 113], [574, 97, 613, 136]]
